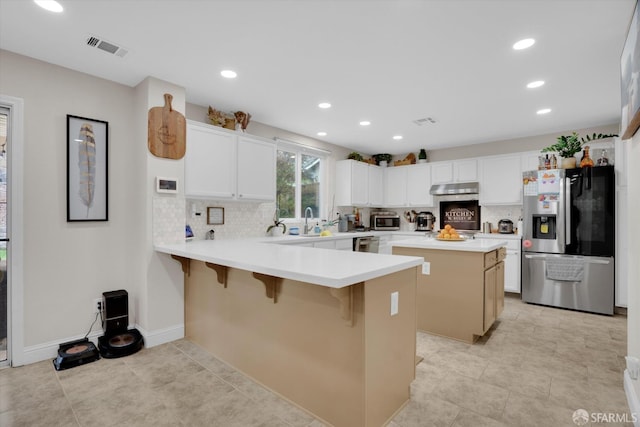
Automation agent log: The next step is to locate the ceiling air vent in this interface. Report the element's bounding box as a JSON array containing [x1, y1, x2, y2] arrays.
[[413, 117, 437, 126], [85, 35, 128, 58]]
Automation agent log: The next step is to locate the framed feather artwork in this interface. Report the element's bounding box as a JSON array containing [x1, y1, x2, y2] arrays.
[[67, 115, 108, 221]]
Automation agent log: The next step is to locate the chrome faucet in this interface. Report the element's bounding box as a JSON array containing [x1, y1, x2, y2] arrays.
[[304, 207, 313, 234]]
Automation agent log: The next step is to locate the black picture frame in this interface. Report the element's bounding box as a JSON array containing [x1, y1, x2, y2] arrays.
[[621, 0, 640, 140], [67, 114, 108, 221]]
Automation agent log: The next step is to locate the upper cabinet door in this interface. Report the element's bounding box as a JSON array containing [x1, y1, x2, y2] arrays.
[[351, 161, 370, 206], [236, 135, 276, 201], [431, 162, 454, 184], [406, 164, 433, 207], [454, 159, 478, 182], [384, 166, 408, 207], [185, 122, 236, 198], [479, 154, 522, 205], [368, 165, 384, 206]]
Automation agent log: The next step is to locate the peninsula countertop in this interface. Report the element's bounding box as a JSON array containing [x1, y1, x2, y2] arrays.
[[155, 239, 423, 289], [390, 236, 508, 252]]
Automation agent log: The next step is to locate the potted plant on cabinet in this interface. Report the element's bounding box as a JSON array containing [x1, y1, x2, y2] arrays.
[[542, 132, 618, 168], [266, 208, 287, 236], [418, 149, 427, 163], [373, 153, 392, 167]]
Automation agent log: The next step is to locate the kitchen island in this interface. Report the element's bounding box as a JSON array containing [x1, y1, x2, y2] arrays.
[[155, 240, 423, 427], [391, 237, 507, 343]]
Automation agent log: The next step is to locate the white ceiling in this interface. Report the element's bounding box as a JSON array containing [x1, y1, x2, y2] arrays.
[[0, 0, 635, 155]]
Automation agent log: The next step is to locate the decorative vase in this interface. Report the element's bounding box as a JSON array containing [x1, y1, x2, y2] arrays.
[[418, 159, 427, 164], [270, 227, 283, 237], [561, 157, 577, 169]]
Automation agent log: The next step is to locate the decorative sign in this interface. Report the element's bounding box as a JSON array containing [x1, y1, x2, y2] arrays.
[[439, 200, 480, 230], [207, 207, 225, 225]]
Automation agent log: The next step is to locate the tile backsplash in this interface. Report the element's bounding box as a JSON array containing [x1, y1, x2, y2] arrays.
[[186, 199, 277, 240]]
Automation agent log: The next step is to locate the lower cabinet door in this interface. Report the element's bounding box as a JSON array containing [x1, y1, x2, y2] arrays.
[[484, 266, 497, 332], [496, 261, 505, 317]]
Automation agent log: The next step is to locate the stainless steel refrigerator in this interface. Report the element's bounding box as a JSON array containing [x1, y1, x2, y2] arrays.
[[522, 166, 615, 315]]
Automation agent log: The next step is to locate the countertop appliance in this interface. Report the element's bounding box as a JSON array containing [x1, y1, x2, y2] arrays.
[[370, 211, 400, 230], [521, 166, 615, 315], [415, 211, 436, 231], [498, 219, 514, 234], [353, 236, 380, 253]]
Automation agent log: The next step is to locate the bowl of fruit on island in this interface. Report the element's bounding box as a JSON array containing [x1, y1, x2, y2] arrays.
[[436, 225, 464, 241]]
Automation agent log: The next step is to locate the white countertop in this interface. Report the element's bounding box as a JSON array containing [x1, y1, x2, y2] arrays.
[[155, 240, 423, 289], [474, 233, 522, 240], [389, 236, 508, 252]]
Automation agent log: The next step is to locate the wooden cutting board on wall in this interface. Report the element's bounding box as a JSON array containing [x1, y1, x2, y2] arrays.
[[148, 93, 186, 159]]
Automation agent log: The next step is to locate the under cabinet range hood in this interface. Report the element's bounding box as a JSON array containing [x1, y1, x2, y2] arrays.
[[429, 182, 479, 195]]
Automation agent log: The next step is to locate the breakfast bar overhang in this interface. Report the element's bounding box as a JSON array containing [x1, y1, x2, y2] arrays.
[[156, 240, 423, 427]]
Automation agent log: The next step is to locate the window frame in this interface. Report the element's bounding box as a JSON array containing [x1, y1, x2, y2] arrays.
[[275, 139, 328, 222]]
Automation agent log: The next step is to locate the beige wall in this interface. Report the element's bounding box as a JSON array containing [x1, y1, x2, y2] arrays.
[[427, 123, 620, 162], [0, 50, 134, 346]]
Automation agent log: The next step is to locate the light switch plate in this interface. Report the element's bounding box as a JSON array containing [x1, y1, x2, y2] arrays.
[[422, 262, 430, 275], [390, 291, 399, 316]]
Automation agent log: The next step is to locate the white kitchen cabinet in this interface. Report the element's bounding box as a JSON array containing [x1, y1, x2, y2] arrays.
[[521, 150, 541, 173], [368, 165, 384, 206], [335, 160, 369, 206], [236, 135, 276, 201], [479, 154, 522, 205], [431, 159, 477, 184], [185, 121, 236, 199], [185, 121, 276, 201], [384, 166, 408, 207], [454, 159, 478, 182], [406, 164, 433, 207]]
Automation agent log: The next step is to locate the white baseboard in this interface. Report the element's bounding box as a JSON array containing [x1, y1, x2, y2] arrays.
[[22, 331, 103, 366], [19, 323, 184, 366], [624, 370, 640, 427], [134, 323, 184, 348]]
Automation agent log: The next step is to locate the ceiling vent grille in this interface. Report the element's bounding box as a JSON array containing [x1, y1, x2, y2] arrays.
[[85, 35, 128, 58], [413, 117, 437, 126]]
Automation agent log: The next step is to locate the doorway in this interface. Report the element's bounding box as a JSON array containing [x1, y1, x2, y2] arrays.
[[0, 107, 8, 365]]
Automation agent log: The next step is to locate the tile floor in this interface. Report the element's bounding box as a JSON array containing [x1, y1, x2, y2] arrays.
[[0, 295, 633, 427]]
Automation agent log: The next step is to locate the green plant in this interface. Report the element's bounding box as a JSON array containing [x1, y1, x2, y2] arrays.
[[541, 132, 618, 158], [266, 209, 287, 234], [373, 153, 392, 164], [418, 149, 427, 160], [347, 152, 363, 161]]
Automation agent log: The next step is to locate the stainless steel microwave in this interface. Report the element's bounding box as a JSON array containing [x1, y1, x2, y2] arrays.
[[370, 213, 400, 230]]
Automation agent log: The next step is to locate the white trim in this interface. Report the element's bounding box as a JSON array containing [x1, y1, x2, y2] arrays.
[[19, 323, 184, 366], [0, 95, 24, 367], [625, 370, 640, 427], [135, 323, 184, 348], [274, 137, 331, 156], [22, 330, 103, 366]]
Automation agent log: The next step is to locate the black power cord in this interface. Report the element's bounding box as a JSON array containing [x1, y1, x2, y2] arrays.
[[84, 303, 103, 340]]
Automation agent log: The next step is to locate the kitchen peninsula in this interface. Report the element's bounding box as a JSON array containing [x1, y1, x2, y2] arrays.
[[391, 237, 508, 343], [155, 240, 423, 427]]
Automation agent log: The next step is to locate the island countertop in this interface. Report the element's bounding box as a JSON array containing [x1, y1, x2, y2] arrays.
[[390, 237, 508, 252], [155, 240, 423, 289]]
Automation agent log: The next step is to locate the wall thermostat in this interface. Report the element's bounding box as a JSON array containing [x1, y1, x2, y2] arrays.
[[156, 176, 178, 194]]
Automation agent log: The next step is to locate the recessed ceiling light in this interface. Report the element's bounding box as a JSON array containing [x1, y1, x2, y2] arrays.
[[537, 108, 552, 115], [318, 102, 331, 109], [34, 0, 63, 12], [317, 131, 327, 136], [513, 38, 535, 50], [220, 70, 237, 79], [527, 80, 545, 89], [359, 121, 371, 126], [393, 135, 403, 140]]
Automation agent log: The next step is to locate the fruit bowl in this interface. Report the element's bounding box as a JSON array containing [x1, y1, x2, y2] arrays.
[[435, 237, 466, 242]]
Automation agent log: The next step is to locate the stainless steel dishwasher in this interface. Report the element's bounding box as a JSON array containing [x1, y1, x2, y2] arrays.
[[353, 236, 380, 253]]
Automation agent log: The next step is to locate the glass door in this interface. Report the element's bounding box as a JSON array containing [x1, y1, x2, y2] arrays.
[[0, 107, 8, 364]]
